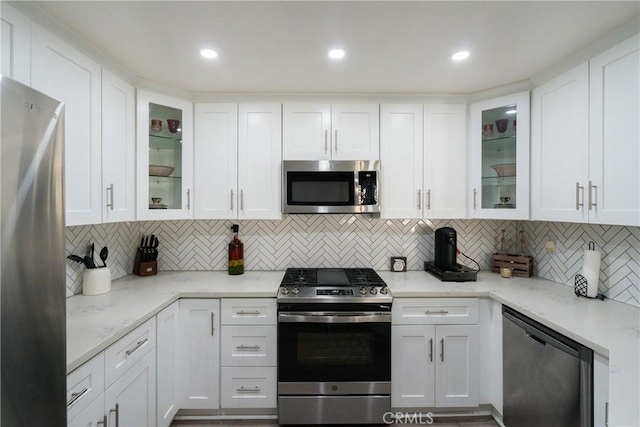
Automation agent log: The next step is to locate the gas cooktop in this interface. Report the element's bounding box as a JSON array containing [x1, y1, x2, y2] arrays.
[[277, 268, 391, 303]]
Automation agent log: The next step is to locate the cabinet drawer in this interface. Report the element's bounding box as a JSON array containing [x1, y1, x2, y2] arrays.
[[221, 298, 276, 325], [221, 325, 277, 367], [67, 352, 105, 421], [220, 367, 277, 409], [104, 317, 156, 387], [392, 298, 479, 325]]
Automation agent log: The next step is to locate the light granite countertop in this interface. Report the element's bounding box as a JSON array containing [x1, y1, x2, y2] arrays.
[[66, 270, 639, 426]]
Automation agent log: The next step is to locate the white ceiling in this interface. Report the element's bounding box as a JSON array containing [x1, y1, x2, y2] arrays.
[[32, 1, 640, 94]]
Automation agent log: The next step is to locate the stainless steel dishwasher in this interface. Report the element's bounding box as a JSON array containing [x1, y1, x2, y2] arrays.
[[503, 306, 593, 427]]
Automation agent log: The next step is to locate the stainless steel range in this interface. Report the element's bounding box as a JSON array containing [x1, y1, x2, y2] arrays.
[[277, 268, 392, 425]]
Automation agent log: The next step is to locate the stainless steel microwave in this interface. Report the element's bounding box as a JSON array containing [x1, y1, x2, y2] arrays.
[[283, 160, 380, 214]]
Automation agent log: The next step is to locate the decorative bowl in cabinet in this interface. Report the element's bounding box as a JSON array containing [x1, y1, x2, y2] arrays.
[[149, 165, 175, 177], [491, 163, 516, 177]]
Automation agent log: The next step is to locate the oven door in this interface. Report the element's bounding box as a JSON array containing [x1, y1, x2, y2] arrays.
[[278, 306, 391, 386]]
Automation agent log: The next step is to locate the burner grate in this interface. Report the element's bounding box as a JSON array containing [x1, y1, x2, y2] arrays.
[[344, 268, 385, 285], [281, 268, 317, 286]]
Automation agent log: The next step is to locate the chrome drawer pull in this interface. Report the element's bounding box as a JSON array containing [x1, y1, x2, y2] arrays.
[[429, 338, 433, 362], [425, 310, 449, 315], [236, 310, 261, 315], [236, 386, 261, 393], [97, 414, 108, 426], [236, 344, 261, 350], [440, 338, 445, 362], [110, 403, 120, 427], [66, 387, 89, 407], [125, 338, 148, 356]]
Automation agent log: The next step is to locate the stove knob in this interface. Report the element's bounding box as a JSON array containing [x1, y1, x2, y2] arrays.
[[281, 287, 289, 295], [380, 287, 389, 295], [369, 287, 378, 295], [292, 287, 300, 295], [360, 287, 367, 295]]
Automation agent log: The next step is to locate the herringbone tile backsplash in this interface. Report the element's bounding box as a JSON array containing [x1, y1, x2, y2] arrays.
[[66, 217, 639, 307]]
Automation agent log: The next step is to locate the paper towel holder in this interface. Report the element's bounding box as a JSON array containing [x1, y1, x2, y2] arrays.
[[574, 273, 606, 300]]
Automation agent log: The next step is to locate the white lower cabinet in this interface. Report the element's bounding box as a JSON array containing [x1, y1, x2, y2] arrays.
[[178, 299, 221, 409], [68, 392, 106, 427], [157, 301, 180, 426], [220, 367, 277, 409], [392, 298, 479, 409]]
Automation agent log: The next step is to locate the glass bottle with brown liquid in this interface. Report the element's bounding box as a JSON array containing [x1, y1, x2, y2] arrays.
[[228, 224, 244, 275]]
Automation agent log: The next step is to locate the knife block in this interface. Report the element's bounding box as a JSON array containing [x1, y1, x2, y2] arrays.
[[133, 252, 157, 277]]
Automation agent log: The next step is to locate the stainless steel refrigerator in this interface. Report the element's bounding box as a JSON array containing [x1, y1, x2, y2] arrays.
[[1, 76, 66, 425]]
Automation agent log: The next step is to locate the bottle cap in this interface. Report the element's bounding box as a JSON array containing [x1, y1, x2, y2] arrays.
[[232, 224, 239, 232]]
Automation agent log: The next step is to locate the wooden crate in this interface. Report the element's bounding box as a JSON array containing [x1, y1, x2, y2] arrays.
[[491, 253, 533, 277]]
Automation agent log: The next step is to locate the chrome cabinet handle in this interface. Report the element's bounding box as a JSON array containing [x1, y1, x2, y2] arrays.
[[66, 387, 89, 407], [106, 184, 114, 210], [211, 312, 215, 336], [425, 310, 449, 315], [236, 386, 260, 393], [576, 182, 584, 211], [417, 189, 421, 210], [109, 403, 119, 427], [97, 414, 108, 426], [236, 310, 261, 315], [230, 189, 234, 211], [186, 188, 191, 210], [473, 188, 477, 210], [324, 130, 328, 153], [429, 338, 433, 362], [334, 129, 338, 152], [240, 190, 244, 211], [426, 189, 431, 210], [236, 345, 261, 350], [440, 338, 445, 362], [125, 338, 148, 356], [589, 181, 597, 210]]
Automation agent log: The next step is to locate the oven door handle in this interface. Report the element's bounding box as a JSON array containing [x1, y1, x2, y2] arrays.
[[278, 312, 391, 323]]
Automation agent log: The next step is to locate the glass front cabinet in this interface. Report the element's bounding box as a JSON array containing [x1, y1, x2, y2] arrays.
[[137, 90, 194, 219], [468, 92, 530, 219]]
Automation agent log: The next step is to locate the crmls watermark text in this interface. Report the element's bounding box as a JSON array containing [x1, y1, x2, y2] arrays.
[[383, 412, 435, 424]]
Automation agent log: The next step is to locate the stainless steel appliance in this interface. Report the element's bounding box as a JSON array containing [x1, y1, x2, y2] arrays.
[[277, 268, 391, 424], [283, 160, 380, 214], [1, 76, 66, 424], [503, 306, 593, 427]]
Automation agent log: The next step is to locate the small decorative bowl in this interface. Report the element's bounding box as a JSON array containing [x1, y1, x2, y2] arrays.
[[149, 165, 175, 177], [491, 163, 516, 177]]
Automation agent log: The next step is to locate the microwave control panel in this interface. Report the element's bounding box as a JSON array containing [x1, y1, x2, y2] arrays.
[[358, 171, 378, 205]]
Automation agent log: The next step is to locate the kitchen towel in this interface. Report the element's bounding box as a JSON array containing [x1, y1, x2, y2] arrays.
[[82, 267, 111, 296], [581, 242, 601, 298]]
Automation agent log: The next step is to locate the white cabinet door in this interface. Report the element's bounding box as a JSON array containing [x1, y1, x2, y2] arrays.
[[104, 349, 157, 427], [156, 301, 180, 427], [531, 63, 590, 223], [194, 103, 238, 219], [331, 104, 379, 160], [238, 104, 282, 220], [391, 325, 435, 408], [31, 25, 102, 226], [179, 299, 220, 410], [67, 392, 105, 427], [424, 104, 467, 219], [468, 92, 530, 219], [380, 104, 423, 219], [137, 90, 194, 220], [102, 69, 136, 223], [435, 324, 479, 408], [589, 35, 640, 226], [282, 103, 331, 160], [1, 3, 31, 85]]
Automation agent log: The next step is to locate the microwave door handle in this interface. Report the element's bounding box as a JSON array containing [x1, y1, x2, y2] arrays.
[[325, 130, 328, 153]]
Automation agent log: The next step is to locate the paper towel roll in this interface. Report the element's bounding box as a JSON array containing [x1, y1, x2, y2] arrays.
[[83, 267, 111, 296], [581, 249, 601, 298]]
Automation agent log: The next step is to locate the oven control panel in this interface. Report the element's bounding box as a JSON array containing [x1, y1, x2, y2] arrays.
[[317, 289, 354, 296], [278, 285, 391, 303]]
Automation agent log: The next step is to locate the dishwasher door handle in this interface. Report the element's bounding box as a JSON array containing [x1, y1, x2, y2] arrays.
[[503, 310, 579, 358]]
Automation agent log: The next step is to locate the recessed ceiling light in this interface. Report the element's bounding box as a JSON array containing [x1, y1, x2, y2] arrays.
[[328, 49, 345, 60], [451, 50, 470, 61], [200, 48, 218, 59]]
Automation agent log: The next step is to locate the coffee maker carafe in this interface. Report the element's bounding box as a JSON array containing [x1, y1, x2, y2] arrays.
[[434, 227, 458, 271]]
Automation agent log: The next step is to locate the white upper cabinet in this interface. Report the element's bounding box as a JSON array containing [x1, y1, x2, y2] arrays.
[[137, 90, 194, 220], [102, 69, 136, 223], [283, 103, 379, 160], [1, 3, 31, 85], [424, 104, 467, 219], [194, 103, 238, 219], [380, 104, 423, 219], [589, 35, 639, 226], [532, 63, 590, 223], [468, 91, 530, 219], [238, 103, 282, 220], [31, 25, 102, 226]]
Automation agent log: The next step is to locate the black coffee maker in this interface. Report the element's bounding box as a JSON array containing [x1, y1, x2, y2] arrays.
[[434, 227, 458, 270]]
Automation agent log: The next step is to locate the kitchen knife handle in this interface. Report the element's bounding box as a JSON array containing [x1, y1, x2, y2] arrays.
[[334, 129, 338, 152], [106, 183, 114, 210], [186, 188, 191, 210], [109, 403, 119, 427], [324, 130, 328, 153], [230, 189, 234, 211], [211, 312, 215, 336], [417, 189, 421, 210], [429, 338, 433, 362], [588, 181, 597, 210], [426, 189, 431, 210], [440, 338, 444, 362], [576, 182, 584, 211], [473, 188, 477, 210]]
